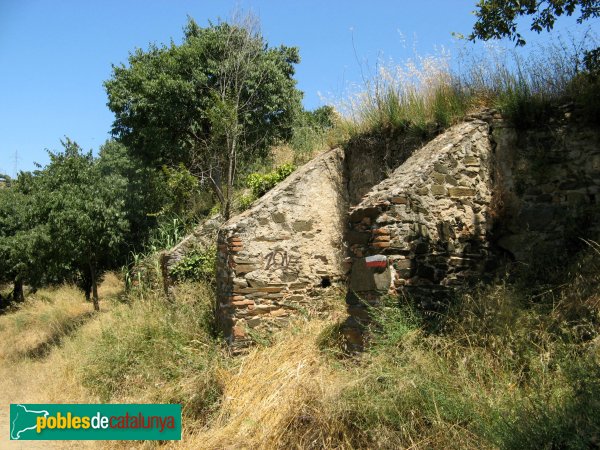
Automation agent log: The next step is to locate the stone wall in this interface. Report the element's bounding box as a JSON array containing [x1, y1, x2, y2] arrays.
[[344, 132, 432, 204], [162, 106, 600, 351], [492, 116, 600, 263], [344, 118, 497, 346], [343, 110, 600, 348], [216, 148, 348, 350]]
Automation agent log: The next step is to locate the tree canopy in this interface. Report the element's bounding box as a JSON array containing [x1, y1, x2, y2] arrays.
[[105, 17, 303, 217], [0, 140, 129, 309], [470, 0, 600, 46]]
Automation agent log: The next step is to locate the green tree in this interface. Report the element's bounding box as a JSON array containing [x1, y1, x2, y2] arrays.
[[469, 0, 600, 46], [105, 16, 303, 219], [0, 173, 54, 302], [37, 139, 129, 310], [97, 139, 168, 251]]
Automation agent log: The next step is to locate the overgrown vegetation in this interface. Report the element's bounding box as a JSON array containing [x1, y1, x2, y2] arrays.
[[246, 163, 296, 198], [302, 244, 600, 449], [170, 247, 217, 283], [1, 6, 599, 450], [332, 33, 599, 143], [80, 281, 223, 418]]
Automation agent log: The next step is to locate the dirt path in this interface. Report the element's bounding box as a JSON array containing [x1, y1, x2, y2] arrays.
[[0, 276, 126, 449], [0, 378, 61, 449]]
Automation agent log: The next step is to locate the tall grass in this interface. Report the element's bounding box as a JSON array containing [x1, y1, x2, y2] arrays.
[[0, 274, 120, 361], [309, 244, 600, 449], [332, 33, 599, 138], [79, 281, 224, 421], [0, 250, 598, 449]]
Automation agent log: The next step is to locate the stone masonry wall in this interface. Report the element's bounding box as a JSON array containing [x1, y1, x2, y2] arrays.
[[344, 118, 497, 346], [216, 148, 348, 350], [162, 107, 599, 352], [492, 116, 600, 263], [343, 110, 600, 348]]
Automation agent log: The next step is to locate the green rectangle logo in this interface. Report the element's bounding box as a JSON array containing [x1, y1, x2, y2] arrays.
[[10, 404, 181, 440]]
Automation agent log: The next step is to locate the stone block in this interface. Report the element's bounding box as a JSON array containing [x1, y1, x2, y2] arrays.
[[270, 308, 288, 317], [445, 175, 458, 185], [234, 264, 259, 274], [432, 172, 446, 184], [448, 187, 476, 197], [372, 241, 391, 249], [431, 185, 446, 196], [372, 228, 391, 235], [391, 196, 408, 204], [349, 258, 391, 292], [464, 156, 479, 166], [292, 220, 313, 232], [232, 324, 246, 338], [434, 162, 448, 174], [373, 269, 392, 291], [373, 235, 390, 242], [271, 212, 286, 223], [232, 299, 255, 307]]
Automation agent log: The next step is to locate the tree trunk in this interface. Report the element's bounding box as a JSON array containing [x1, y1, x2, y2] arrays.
[[84, 284, 91, 302], [89, 262, 99, 311], [224, 134, 238, 221], [13, 278, 24, 302]]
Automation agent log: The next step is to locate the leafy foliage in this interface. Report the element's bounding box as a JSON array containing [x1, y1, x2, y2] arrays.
[[161, 163, 199, 218], [290, 106, 336, 161], [469, 0, 600, 46], [0, 139, 129, 308], [105, 16, 303, 218], [246, 163, 295, 198], [170, 247, 216, 283], [97, 139, 168, 250]]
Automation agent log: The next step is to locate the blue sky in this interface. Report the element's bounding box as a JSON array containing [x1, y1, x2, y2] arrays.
[[0, 1, 597, 176]]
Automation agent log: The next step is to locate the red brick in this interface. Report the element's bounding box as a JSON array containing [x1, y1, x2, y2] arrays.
[[232, 324, 246, 338], [232, 299, 255, 307], [372, 241, 391, 248], [373, 235, 390, 242], [372, 228, 390, 235]]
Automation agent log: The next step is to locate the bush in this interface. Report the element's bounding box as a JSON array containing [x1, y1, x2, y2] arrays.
[[170, 247, 216, 283], [246, 163, 295, 198], [237, 193, 256, 211]]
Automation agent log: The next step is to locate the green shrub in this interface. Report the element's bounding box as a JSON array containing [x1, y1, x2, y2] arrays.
[[246, 163, 295, 198], [170, 247, 216, 283], [237, 193, 256, 211]]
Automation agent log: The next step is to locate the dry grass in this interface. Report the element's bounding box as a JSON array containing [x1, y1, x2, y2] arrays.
[[0, 276, 124, 450], [1, 251, 598, 450], [180, 320, 344, 450], [0, 276, 119, 361]]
